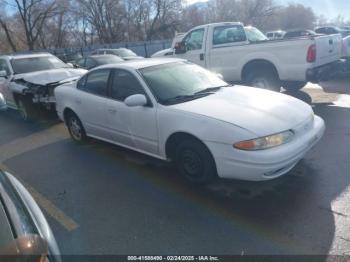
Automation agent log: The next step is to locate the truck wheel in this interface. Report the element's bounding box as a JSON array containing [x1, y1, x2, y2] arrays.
[[17, 96, 37, 121], [246, 70, 281, 92], [283, 81, 307, 92], [175, 139, 217, 184]]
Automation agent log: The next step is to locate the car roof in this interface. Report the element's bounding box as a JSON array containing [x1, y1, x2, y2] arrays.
[[96, 48, 128, 51], [0, 52, 53, 60], [89, 54, 120, 59], [96, 58, 186, 70]]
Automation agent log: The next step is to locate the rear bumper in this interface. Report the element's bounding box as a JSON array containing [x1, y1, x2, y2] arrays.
[[306, 60, 347, 83]]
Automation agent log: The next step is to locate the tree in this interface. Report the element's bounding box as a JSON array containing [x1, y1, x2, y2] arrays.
[[10, 0, 58, 50], [277, 4, 316, 30], [76, 0, 126, 44], [0, 2, 18, 51]]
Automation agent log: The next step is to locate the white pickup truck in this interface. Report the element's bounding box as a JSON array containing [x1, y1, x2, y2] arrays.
[[173, 22, 344, 91]]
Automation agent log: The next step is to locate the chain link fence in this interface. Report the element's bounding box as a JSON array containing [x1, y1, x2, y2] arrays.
[[46, 39, 172, 58]]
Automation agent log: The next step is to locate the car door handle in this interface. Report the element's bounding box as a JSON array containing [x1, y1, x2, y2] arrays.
[[200, 53, 204, 61], [75, 99, 82, 105], [108, 109, 117, 114]]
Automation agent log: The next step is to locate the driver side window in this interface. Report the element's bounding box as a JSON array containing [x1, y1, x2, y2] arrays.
[[184, 29, 204, 51], [110, 70, 146, 101]]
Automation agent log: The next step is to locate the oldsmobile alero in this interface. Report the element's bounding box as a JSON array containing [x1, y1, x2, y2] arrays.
[[54, 58, 325, 184]]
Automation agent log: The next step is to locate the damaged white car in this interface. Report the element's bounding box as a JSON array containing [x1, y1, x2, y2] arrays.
[[0, 53, 87, 120]]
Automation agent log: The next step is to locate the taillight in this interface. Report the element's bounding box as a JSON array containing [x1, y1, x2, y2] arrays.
[[307, 44, 316, 63]]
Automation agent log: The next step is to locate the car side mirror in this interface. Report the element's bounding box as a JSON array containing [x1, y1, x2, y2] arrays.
[[174, 42, 187, 54], [124, 94, 147, 107], [0, 70, 7, 79]]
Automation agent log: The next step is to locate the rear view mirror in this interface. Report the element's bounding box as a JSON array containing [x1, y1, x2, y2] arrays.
[[174, 42, 187, 54], [0, 70, 7, 78], [124, 94, 147, 107]]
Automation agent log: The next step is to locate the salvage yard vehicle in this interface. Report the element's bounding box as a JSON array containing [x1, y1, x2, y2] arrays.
[[74, 55, 124, 70], [172, 22, 343, 92], [0, 53, 87, 120], [151, 33, 186, 58], [0, 169, 61, 261], [92, 48, 144, 60], [283, 29, 319, 39], [265, 30, 286, 40], [55, 58, 325, 184]]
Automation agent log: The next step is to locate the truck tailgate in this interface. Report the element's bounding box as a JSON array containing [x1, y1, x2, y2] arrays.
[[315, 34, 342, 67]]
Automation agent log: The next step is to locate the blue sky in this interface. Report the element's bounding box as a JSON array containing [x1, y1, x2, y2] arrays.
[[186, 0, 350, 19]]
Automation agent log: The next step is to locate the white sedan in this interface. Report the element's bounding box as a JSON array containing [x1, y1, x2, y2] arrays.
[[55, 58, 325, 184]]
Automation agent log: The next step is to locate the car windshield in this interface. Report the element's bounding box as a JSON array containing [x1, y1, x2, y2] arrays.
[[11, 56, 69, 74], [114, 49, 137, 57], [245, 26, 268, 42], [140, 61, 229, 105], [95, 56, 124, 64]]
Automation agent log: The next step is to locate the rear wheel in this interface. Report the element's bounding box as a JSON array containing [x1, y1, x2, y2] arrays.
[[246, 69, 281, 92], [175, 139, 217, 184], [66, 113, 87, 142], [283, 81, 307, 92]]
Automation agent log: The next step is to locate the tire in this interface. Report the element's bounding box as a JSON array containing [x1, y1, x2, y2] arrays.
[[66, 112, 87, 143], [246, 69, 281, 92], [175, 139, 217, 184], [17, 96, 37, 121], [283, 81, 307, 92]]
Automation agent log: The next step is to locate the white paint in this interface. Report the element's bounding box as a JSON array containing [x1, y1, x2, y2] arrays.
[[55, 60, 325, 181], [171, 22, 342, 83]]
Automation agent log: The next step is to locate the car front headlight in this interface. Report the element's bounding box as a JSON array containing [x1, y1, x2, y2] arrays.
[[233, 130, 294, 151]]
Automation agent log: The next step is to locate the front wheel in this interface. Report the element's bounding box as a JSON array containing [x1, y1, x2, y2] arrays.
[[246, 70, 281, 92], [175, 139, 217, 184], [66, 113, 87, 143]]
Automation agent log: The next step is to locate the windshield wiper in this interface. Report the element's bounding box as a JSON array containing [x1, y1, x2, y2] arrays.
[[194, 85, 230, 95], [162, 93, 213, 105]]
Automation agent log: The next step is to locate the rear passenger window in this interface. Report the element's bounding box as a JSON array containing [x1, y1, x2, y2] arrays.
[[79, 69, 110, 96], [213, 25, 247, 45]]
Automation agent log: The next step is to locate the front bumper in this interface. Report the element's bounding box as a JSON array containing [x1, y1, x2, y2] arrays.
[[207, 115, 325, 181], [306, 60, 347, 83]]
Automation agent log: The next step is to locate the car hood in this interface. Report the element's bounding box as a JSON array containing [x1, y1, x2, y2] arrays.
[[170, 86, 313, 137], [13, 68, 87, 85]]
